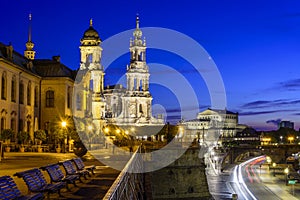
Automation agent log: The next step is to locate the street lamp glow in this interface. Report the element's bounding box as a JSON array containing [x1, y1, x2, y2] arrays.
[[288, 136, 294, 144], [104, 127, 109, 133], [272, 163, 276, 167], [116, 129, 121, 134], [125, 130, 129, 135], [284, 167, 289, 174], [88, 125, 93, 131], [266, 156, 272, 164], [61, 121, 67, 128]]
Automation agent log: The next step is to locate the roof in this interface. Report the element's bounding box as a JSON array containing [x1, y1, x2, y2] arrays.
[[0, 42, 38, 75], [184, 118, 211, 123], [207, 108, 237, 115], [33, 58, 76, 79]]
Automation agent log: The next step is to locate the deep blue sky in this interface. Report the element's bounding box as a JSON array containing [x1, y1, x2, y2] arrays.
[[1, 0, 300, 131]]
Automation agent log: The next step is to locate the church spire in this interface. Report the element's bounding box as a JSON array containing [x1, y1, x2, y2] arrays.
[[136, 14, 139, 29], [24, 13, 35, 60]]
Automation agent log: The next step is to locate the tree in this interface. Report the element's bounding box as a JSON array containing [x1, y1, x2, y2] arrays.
[[17, 131, 29, 146], [1, 129, 14, 141], [34, 130, 46, 144]]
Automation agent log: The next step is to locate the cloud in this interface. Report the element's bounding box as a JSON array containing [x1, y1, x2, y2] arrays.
[[266, 119, 281, 126], [278, 79, 300, 91], [239, 110, 279, 116], [241, 98, 300, 109]]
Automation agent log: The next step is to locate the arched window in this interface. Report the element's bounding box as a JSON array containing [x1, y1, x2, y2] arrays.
[[19, 81, 24, 104], [11, 76, 16, 102], [27, 81, 31, 105], [1, 72, 7, 100], [46, 90, 54, 107], [34, 86, 38, 107]]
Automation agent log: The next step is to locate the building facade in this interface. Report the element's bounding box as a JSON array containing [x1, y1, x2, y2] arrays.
[[180, 108, 238, 145]]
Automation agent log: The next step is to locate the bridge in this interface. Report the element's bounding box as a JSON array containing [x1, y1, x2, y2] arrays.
[[221, 144, 300, 169]]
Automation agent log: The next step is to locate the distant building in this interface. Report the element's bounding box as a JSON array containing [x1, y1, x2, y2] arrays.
[[180, 108, 238, 145], [279, 120, 294, 130]]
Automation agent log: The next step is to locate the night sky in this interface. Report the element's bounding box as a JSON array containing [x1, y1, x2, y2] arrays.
[[1, 0, 300, 131]]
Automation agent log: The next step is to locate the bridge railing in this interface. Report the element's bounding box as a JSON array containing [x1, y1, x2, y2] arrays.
[[103, 145, 144, 200]]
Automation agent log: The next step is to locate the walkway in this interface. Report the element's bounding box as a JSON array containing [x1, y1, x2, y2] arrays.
[[0, 152, 121, 199]]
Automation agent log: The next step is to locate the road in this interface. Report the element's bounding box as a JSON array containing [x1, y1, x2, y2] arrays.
[[207, 154, 300, 200], [231, 156, 299, 200]]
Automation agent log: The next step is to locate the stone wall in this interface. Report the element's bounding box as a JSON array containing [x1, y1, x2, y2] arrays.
[[150, 147, 212, 200]]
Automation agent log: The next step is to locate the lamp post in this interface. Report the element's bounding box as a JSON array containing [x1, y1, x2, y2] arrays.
[[88, 125, 93, 150], [280, 136, 283, 144], [272, 163, 276, 176], [61, 121, 67, 153], [284, 167, 289, 186]]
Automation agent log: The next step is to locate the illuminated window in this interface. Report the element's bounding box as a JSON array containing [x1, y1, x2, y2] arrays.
[[46, 90, 54, 107]]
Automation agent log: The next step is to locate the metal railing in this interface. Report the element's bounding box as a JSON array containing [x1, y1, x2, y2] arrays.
[[103, 146, 144, 200]]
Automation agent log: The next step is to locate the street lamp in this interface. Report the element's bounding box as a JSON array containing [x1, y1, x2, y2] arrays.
[[288, 137, 294, 144], [61, 121, 67, 153], [280, 136, 283, 143], [284, 167, 289, 186]]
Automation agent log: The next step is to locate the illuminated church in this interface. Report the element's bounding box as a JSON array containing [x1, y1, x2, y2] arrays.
[[75, 16, 164, 135]]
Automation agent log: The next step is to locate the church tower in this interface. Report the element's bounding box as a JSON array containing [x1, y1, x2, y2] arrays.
[[120, 15, 153, 124], [77, 19, 105, 134], [24, 13, 35, 60]]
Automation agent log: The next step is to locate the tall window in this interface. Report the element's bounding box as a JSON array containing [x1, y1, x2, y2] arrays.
[[11, 76, 16, 102], [26, 121, 30, 133], [19, 81, 24, 104], [67, 87, 71, 109], [1, 72, 7, 100], [76, 93, 82, 110], [0, 117, 5, 132], [10, 118, 16, 132], [27, 81, 31, 105], [19, 119, 23, 132], [34, 86, 38, 107], [46, 90, 54, 107]]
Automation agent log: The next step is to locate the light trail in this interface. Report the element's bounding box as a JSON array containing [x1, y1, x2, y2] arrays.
[[233, 155, 266, 200]]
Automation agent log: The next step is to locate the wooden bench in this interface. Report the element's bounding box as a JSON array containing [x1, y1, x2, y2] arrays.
[[59, 160, 89, 181], [14, 168, 65, 199], [73, 157, 96, 175], [0, 175, 44, 200], [40, 163, 79, 190]]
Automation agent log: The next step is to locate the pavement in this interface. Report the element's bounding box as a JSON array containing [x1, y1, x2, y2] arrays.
[[258, 164, 300, 200], [0, 151, 122, 199]]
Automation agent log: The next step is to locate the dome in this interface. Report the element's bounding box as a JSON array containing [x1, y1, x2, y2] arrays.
[[82, 26, 100, 41], [81, 19, 101, 45]]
